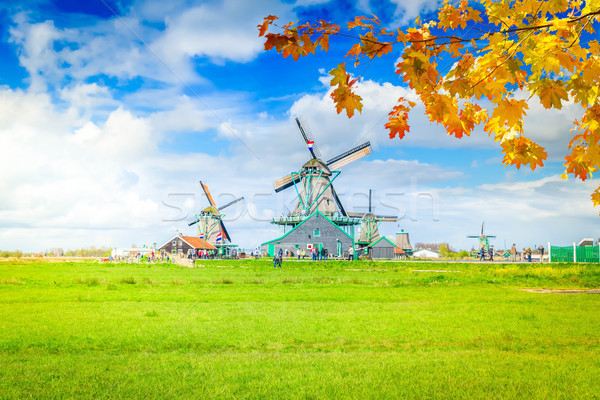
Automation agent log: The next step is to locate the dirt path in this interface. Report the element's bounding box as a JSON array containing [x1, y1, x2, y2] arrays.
[[517, 288, 600, 294]]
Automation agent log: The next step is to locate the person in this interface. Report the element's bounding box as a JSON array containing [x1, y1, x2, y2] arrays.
[[320, 247, 326, 261], [323, 248, 328, 261], [301, 249, 306, 260], [348, 246, 354, 261], [278, 248, 283, 268], [521, 248, 525, 262], [312, 247, 318, 261], [511, 244, 517, 262], [538, 245, 545, 263], [526, 247, 532, 262], [479, 247, 485, 261], [488, 245, 494, 262]]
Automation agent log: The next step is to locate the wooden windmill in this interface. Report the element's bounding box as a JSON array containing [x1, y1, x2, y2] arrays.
[[188, 181, 243, 246], [272, 117, 372, 225], [354, 189, 397, 245], [467, 222, 496, 251]]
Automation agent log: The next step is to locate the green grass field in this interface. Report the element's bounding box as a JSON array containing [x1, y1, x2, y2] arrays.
[[1, 259, 599, 399]]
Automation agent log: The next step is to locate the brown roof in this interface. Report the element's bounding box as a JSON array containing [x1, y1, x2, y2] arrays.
[[181, 236, 217, 250], [394, 247, 405, 254]]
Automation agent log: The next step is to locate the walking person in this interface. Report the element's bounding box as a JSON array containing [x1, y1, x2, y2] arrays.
[[488, 245, 494, 262], [479, 247, 485, 261], [274, 248, 283, 268], [510, 244, 517, 262], [348, 246, 354, 261], [526, 247, 532, 262], [538, 245, 545, 263], [521, 248, 525, 262], [301, 249, 306, 260]]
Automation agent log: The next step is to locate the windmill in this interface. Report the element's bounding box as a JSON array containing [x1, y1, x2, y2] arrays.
[[467, 222, 496, 251], [352, 189, 398, 245], [272, 117, 372, 229], [188, 181, 243, 246]]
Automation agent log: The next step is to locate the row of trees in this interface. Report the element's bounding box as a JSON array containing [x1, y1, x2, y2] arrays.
[[0, 247, 112, 258]]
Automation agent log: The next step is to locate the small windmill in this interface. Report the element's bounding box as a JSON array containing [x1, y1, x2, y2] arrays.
[[272, 117, 372, 226], [467, 222, 496, 251], [353, 189, 398, 245], [188, 181, 243, 246]]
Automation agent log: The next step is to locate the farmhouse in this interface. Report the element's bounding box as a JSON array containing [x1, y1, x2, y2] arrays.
[[261, 210, 354, 258], [158, 234, 216, 257]]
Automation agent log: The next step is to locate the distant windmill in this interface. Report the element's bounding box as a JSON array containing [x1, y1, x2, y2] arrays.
[[467, 222, 496, 251], [188, 181, 243, 246], [352, 189, 397, 245], [272, 117, 372, 224]]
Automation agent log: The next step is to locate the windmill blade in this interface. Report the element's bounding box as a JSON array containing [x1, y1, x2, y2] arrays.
[[273, 174, 301, 193], [295, 117, 322, 160], [218, 196, 244, 211], [466, 235, 480, 238], [347, 212, 364, 218], [330, 185, 347, 216], [200, 181, 217, 207], [327, 142, 372, 171], [220, 220, 231, 242], [188, 219, 199, 227], [486, 235, 497, 238], [375, 215, 398, 222]]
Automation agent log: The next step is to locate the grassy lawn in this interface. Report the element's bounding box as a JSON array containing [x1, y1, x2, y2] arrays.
[[0, 259, 599, 399]]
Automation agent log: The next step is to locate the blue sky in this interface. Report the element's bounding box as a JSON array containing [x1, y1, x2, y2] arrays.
[[0, 0, 598, 252]]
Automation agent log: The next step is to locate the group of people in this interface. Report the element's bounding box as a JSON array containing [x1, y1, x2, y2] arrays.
[[274, 245, 358, 267], [479, 244, 545, 262], [512, 244, 544, 262], [478, 245, 495, 261]]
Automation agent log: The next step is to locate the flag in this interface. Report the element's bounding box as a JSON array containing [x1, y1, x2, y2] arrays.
[[216, 232, 222, 242], [199, 232, 204, 239], [307, 140, 314, 151]]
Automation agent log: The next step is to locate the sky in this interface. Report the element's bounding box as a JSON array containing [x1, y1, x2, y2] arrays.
[[0, 0, 598, 253]]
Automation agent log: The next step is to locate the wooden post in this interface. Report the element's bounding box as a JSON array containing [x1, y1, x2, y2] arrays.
[[573, 242, 577, 263]]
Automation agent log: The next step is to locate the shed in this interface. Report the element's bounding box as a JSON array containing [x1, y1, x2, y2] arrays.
[[158, 234, 217, 257], [366, 236, 397, 259]]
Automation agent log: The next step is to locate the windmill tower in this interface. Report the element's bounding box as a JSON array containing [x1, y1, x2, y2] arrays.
[[188, 181, 243, 248], [272, 117, 371, 228], [355, 189, 398, 245]]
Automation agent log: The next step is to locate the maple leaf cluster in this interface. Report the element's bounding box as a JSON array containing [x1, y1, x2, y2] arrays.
[[259, 0, 600, 212]]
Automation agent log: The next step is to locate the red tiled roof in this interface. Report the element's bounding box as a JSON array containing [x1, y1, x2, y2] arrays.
[[181, 236, 217, 250], [394, 247, 405, 254]]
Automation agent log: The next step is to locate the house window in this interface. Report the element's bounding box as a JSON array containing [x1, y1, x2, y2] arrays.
[[178, 241, 183, 246], [313, 229, 320, 237], [172, 241, 176, 246], [171, 249, 176, 254]]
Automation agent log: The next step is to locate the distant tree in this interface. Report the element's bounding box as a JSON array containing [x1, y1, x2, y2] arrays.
[[439, 243, 450, 257], [259, 1, 600, 211]]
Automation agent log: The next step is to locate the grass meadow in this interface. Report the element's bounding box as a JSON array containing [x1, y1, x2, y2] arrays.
[[0, 258, 599, 399]]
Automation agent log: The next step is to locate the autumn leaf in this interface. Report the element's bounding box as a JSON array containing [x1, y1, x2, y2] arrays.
[[331, 86, 363, 118], [592, 187, 600, 208], [386, 97, 415, 139], [501, 136, 548, 170]]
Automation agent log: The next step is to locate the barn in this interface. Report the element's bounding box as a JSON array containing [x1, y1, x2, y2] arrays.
[[158, 234, 217, 258], [260, 210, 354, 258], [368, 236, 397, 259]]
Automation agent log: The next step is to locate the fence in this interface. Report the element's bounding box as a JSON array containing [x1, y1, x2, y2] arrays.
[[550, 244, 600, 263]]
